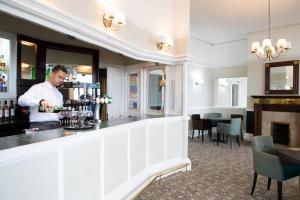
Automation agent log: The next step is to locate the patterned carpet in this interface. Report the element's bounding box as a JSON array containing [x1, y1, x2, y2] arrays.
[[136, 136, 300, 200]]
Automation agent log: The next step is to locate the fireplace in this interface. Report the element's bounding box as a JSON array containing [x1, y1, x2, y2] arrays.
[[252, 95, 300, 147], [271, 122, 289, 146]]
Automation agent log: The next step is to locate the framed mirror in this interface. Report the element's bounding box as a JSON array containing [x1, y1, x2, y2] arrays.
[[265, 60, 299, 94]]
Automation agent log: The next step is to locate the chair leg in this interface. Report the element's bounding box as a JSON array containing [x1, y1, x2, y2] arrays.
[[250, 172, 258, 195], [230, 136, 233, 148], [217, 132, 220, 146], [191, 129, 194, 140], [198, 130, 200, 140], [240, 131, 244, 141], [209, 129, 212, 142], [267, 177, 272, 190], [277, 181, 282, 200], [202, 130, 204, 142], [237, 135, 240, 147], [299, 176, 300, 192]]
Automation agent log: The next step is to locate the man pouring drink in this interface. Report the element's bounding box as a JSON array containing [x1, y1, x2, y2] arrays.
[[18, 65, 67, 130]]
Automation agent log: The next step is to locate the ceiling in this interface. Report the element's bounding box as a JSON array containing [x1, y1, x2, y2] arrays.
[[0, 11, 143, 66], [190, 0, 300, 44]]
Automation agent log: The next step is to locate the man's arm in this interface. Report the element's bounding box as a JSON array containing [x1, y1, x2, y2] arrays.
[[18, 85, 41, 107]]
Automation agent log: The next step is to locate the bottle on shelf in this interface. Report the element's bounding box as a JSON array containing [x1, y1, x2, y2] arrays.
[[3, 100, 9, 120], [0, 101, 2, 120], [9, 99, 15, 120]]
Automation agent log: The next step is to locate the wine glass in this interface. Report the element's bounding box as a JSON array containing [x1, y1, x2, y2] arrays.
[[78, 111, 86, 127], [69, 111, 78, 127]]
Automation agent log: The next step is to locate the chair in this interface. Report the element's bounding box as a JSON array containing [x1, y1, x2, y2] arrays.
[[191, 114, 212, 142], [250, 136, 300, 200], [207, 113, 222, 127], [191, 114, 202, 141], [231, 114, 244, 141], [217, 118, 241, 147]]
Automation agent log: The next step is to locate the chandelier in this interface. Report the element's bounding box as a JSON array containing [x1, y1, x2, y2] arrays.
[[251, 0, 292, 61]]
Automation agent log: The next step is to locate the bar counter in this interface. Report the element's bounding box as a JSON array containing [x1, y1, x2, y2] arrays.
[[0, 114, 190, 200], [0, 115, 167, 150]]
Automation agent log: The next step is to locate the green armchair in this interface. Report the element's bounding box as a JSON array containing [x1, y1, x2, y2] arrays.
[[217, 118, 241, 147], [251, 136, 300, 200]]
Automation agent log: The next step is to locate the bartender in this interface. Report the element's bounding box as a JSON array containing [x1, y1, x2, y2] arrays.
[[18, 65, 67, 130]]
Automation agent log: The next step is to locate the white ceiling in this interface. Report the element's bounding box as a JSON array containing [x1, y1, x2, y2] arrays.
[[191, 0, 300, 44]]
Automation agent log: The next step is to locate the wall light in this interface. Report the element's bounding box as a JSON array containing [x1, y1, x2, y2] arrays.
[[103, 9, 126, 31], [195, 79, 204, 86], [156, 34, 174, 51]]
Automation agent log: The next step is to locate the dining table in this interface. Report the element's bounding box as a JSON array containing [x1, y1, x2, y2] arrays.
[[276, 148, 300, 166]]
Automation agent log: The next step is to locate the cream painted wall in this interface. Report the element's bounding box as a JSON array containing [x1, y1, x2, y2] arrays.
[[187, 63, 212, 112], [188, 37, 211, 66], [35, 0, 189, 57], [211, 40, 247, 68], [247, 24, 300, 109]]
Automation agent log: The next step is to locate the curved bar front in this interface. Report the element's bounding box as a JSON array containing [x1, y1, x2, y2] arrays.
[[0, 115, 190, 200]]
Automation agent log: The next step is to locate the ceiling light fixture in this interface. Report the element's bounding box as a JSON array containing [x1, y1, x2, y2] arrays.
[[251, 0, 292, 61]]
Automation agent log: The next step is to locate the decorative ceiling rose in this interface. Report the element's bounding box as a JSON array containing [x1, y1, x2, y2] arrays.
[[251, 0, 292, 61]]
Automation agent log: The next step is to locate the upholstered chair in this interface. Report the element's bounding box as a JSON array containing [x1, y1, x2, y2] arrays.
[[216, 118, 241, 147], [191, 114, 212, 142], [251, 136, 300, 200], [230, 114, 244, 140]]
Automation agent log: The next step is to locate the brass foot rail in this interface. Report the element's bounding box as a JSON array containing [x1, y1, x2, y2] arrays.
[[130, 162, 190, 200]]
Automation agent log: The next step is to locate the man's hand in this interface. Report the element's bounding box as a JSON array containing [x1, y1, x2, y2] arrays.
[[40, 100, 53, 111]]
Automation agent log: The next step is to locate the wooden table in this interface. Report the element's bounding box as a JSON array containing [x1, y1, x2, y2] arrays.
[[277, 148, 300, 165]]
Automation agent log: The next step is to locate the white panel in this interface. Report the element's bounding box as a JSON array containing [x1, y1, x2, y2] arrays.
[[64, 139, 101, 200], [166, 120, 182, 159], [104, 131, 128, 194], [129, 126, 147, 177], [148, 123, 165, 165], [107, 66, 125, 119], [0, 152, 58, 200]]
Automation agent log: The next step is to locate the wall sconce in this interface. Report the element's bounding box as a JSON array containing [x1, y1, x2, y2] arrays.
[[103, 10, 126, 31], [156, 34, 174, 51], [195, 79, 204, 86], [218, 78, 229, 88]]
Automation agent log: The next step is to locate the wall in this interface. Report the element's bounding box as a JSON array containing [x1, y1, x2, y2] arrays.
[[0, 0, 189, 62], [211, 40, 247, 68], [247, 24, 300, 109], [105, 64, 126, 119]]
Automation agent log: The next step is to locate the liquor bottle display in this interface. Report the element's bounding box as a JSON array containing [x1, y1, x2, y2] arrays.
[[0, 99, 16, 121]]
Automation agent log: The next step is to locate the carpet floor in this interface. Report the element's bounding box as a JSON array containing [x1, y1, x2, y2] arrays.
[[135, 137, 300, 200]]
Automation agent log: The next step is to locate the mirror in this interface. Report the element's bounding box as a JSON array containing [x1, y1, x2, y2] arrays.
[[147, 68, 165, 114], [265, 60, 299, 94], [20, 41, 37, 80]]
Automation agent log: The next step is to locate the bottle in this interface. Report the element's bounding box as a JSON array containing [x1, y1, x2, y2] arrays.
[[0, 55, 5, 69], [3, 100, 9, 120], [2, 76, 7, 92], [38, 105, 63, 113], [9, 100, 15, 120], [0, 101, 2, 120], [0, 75, 3, 92], [31, 66, 36, 80]]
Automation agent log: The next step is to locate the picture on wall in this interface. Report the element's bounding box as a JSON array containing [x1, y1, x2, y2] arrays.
[[129, 73, 139, 109]]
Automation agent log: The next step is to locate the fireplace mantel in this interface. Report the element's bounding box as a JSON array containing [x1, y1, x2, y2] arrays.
[[252, 95, 300, 135]]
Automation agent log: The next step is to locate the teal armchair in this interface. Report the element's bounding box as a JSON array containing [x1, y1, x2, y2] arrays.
[[251, 136, 300, 200], [217, 118, 241, 147]]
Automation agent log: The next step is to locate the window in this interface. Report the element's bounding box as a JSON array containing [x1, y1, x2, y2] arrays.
[[215, 77, 247, 107]]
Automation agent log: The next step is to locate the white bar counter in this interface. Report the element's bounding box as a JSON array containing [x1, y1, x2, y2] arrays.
[[0, 115, 191, 200]]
